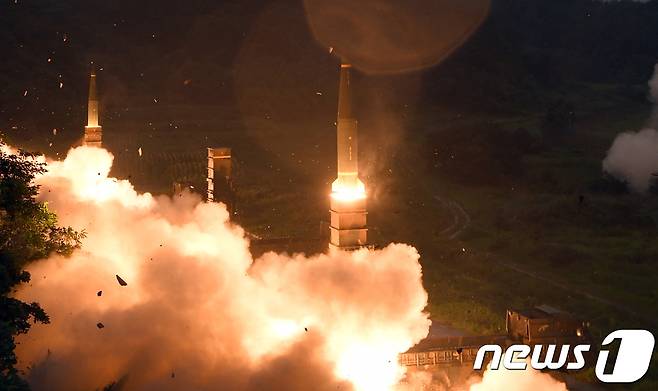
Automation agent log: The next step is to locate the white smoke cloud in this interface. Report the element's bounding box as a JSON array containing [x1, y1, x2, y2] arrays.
[[14, 146, 431, 391], [10, 145, 574, 390], [603, 128, 658, 193], [468, 362, 568, 391], [603, 64, 658, 193]]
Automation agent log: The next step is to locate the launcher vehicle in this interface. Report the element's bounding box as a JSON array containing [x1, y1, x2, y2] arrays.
[[400, 305, 593, 369]]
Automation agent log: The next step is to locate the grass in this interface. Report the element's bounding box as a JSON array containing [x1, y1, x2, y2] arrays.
[[405, 86, 658, 388]]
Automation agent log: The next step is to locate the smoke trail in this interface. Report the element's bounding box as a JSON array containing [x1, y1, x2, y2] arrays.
[[603, 63, 658, 193], [14, 146, 431, 391]]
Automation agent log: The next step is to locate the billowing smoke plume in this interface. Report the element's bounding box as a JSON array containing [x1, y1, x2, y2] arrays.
[[603, 128, 658, 193], [14, 146, 431, 391], [603, 64, 658, 193], [11, 145, 573, 390]]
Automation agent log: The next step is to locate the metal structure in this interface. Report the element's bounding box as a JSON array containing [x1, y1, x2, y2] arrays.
[[400, 335, 507, 368], [506, 305, 591, 345], [400, 306, 592, 369], [84, 69, 103, 147], [207, 147, 235, 215]]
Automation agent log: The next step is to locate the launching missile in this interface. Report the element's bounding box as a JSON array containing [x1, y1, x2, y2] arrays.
[[87, 69, 98, 127], [332, 63, 365, 195], [329, 61, 367, 251], [84, 68, 103, 147]]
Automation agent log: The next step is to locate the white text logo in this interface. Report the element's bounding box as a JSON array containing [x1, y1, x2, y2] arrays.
[[473, 329, 655, 383]]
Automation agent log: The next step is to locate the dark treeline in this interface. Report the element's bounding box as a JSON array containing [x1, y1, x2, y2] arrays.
[[494, 0, 658, 84], [1, 0, 658, 133], [424, 0, 658, 109]]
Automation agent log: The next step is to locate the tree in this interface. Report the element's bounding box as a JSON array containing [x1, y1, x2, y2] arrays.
[[0, 145, 83, 390]]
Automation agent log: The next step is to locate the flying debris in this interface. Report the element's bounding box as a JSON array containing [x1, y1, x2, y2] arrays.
[[97, 290, 102, 296], [96, 323, 105, 329], [138, 147, 142, 157], [115, 275, 127, 286]]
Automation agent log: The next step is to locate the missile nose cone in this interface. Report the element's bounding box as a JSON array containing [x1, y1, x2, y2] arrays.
[[338, 61, 353, 120]]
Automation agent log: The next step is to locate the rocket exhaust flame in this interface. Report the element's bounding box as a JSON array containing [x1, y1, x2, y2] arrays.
[[331, 179, 366, 201], [11, 145, 431, 391]]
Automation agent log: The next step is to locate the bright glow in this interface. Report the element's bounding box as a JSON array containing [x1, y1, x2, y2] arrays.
[[334, 341, 406, 391], [269, 318, 302, 339], [331, 177, 366, 201]]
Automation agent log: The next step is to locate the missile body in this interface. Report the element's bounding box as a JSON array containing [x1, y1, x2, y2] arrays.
[[333, 63, 362, 192], [84, 70, 103, 147], [329, 62, 367, 251], [87, 71, 99, 127]]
